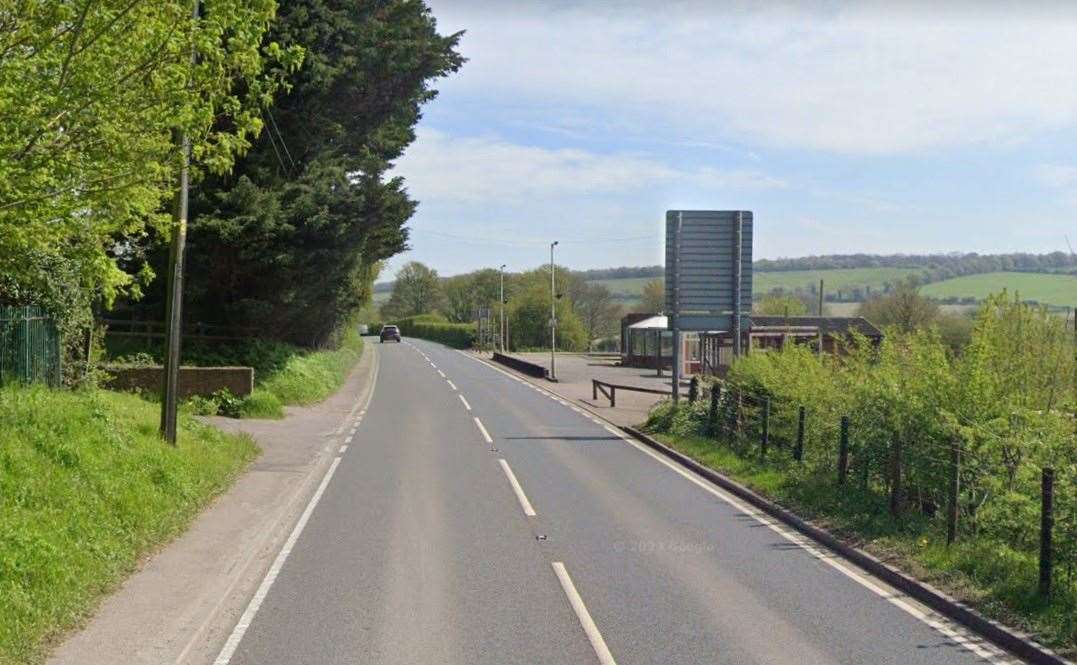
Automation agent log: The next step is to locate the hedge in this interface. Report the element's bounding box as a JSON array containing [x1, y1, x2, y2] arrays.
[[372, 315, 476, 349]]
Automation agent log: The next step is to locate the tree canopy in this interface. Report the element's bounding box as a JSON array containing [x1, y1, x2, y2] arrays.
[[0, 0, 297, 311], [384, 261, 442, 319], [138, 0, 464, 345]]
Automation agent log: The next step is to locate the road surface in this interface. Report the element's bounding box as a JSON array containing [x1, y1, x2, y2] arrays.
[[217, 338, 1014, 665]]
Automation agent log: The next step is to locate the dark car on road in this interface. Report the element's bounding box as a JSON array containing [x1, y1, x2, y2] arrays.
[[379, 324, 401, 343]]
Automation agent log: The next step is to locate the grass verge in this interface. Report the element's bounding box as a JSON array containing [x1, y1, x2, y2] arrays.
[[648, 430, 1077, 657], [0, 386, 257, 665]]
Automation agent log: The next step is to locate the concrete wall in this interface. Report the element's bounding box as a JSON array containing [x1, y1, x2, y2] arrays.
[[105, 366, 254, 399]]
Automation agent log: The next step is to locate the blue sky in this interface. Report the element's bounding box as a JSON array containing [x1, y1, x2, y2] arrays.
[[387, 1, 1077, 277]]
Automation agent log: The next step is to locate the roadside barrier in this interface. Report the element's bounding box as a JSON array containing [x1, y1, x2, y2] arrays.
[[492, 352, 547, 379]]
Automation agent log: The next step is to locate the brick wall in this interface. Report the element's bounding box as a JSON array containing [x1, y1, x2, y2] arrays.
[[104, 366, 254, 398]]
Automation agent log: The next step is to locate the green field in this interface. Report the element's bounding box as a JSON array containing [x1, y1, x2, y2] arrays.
[[374, 267, 1075, 311], [592, 267, 923, 306], [922, 272, 1076, 307]]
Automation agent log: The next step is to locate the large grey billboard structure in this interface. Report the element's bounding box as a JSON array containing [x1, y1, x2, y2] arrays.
[[665, 210, 754, 401]]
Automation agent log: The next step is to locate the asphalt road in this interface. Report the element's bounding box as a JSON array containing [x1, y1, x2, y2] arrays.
[[220, 338, 1016, 665]]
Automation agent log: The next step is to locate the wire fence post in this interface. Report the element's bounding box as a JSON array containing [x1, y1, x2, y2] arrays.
[[708, 385, 721, 436], [1040, 467, 1055, 597], [761, 398, 770, 458], [838, 415, 850, 485], [727, 391, 739, 445], [689, 376, 699, 404], [890, 436, 903, 517], [947, 440, 960, 546], [794, 406, 805, 462]]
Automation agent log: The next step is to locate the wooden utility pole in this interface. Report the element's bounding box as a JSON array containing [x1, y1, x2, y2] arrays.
[[160, 0, 199, 444]]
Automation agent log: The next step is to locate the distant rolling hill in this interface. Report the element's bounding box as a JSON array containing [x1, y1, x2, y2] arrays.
[[593, 267, 924, 308], [921, 272, 1076, 308], [372, 260, 1075, 312]]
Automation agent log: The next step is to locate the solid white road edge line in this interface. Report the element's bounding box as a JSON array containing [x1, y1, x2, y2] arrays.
[[473, 416, 493, 444], [499, 458, 537, 517], [213, 456, 343, 665], [343, 435, 353, 444], [339, 445, 348, 453], [455, 349, 1007, 663], [459, 394, 472, 411], [613, 433, 1007, 663], [552, 562, 617, 665]]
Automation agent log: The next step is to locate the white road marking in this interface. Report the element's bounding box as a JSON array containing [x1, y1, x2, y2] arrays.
[[437, 369, 446, 378], [499, 459, 537, 517], [344, 435, 353, 444], [604, 425, 621, 437], [431, 363, 437, 369], [339, 445, 348, 453], [613, 434, 1008, 663], [349, 426, 357, 435], [213, 457, 343, 665], [447, 380, 457, 391], [552, 562, 617, 665], [455, 348, 1009, 663], [459, 394, 472, 411], [474, 417, 493, 444]]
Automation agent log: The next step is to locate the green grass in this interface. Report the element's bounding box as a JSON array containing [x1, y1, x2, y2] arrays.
[[257, 329, 363, 408], [589, 268, 924, 307], [921, 272, 1077, 307], [753, 267, 922, 295], [0, 385, 257, 665], [650, 430, 1077, 655]]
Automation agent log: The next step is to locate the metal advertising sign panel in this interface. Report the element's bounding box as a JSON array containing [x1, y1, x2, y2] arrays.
[[665, 210, 753, 332]]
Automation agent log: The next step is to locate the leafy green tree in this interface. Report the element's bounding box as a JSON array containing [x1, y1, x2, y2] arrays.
[[441, 269, 501, 323], [574, 283, 622, 349], [856, 278, 939, 331], [0, 0, 295, 307], [639, 278, 665, 313], [383, 261, 441, 319], [508, 282, 586, 351], [141, 0, 464, 345], [1, 0, 296, 378], [754, 293, 809, 316]]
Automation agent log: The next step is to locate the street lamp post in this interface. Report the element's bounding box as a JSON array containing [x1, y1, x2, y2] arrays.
[[499, 264, 506, 352], [550, 241, 559, 381]]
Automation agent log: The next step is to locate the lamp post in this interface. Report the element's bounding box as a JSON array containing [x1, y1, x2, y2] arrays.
[[499, 264, 506, 352], [550, 241, 559, 381]]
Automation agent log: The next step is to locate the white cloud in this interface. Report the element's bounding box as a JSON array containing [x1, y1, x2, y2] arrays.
[[394, 128, 784, 203], [430, 1, 1077, 154]]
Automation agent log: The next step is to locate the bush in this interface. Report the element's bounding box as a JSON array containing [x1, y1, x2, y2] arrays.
[[645, 292, 1077, 651], [237, 389, 284, 419], [211, 389, 244, 418]]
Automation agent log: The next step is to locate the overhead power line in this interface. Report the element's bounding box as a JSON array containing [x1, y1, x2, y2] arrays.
[[411, 229, 656, 247]]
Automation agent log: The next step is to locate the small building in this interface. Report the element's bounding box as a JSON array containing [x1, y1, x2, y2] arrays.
[[621, 313, 883, 377], [621, 314, 674, 370]]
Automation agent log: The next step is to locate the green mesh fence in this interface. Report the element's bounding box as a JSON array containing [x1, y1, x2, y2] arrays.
[[0, 306, 61, 387]]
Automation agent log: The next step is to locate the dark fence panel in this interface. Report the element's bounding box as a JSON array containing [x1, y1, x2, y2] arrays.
[[0, 305, 61, 386]]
